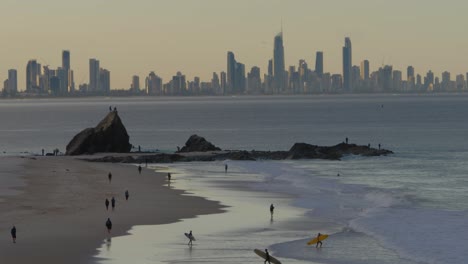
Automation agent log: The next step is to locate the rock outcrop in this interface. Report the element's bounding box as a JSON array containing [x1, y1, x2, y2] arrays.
[[66, 111, 132, 155], [178, 134, 221, 153]]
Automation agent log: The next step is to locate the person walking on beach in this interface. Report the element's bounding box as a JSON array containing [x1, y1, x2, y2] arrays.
[[168, 173, 171, 181], [225, 164, 228, 173], [187, 230, 194, 246], [108, 172, 112, 183], [264, 249, 271, 264], [270, 204, 275, 217], [105, 198, 110, 210], [125, 190, 129, 201], [316, 233, 323, 248], [106, 218, 113, 233], [11, 225, 16, 243], [111, 197, 116, 210], [138, 165, 142, 175]]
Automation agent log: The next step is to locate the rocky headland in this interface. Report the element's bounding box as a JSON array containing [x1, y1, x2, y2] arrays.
[[84, 134, 392, 164]]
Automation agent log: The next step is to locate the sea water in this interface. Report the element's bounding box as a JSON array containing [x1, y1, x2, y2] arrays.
[[0, 95, 467, 263]]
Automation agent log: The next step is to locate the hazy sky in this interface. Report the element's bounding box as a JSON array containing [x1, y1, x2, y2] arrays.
[[1, 0, 468, 90]]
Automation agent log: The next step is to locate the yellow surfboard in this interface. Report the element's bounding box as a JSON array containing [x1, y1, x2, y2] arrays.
[[307, 234, 329, 245]]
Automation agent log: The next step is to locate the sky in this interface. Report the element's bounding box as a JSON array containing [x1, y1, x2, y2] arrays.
[[1, 0, 468, 90]]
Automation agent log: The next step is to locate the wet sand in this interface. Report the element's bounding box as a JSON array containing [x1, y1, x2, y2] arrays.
[[0, 156, 223, 264]]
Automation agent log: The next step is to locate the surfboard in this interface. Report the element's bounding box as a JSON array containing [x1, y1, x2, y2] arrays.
[[184, 233, 196, 241], [307, 234, 329, 245], [254, 249, 282, 264]]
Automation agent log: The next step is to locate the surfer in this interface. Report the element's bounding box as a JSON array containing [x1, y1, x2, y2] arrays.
[[108, 172, 112, 183], [316, 233, 323, 248], [188, 230, 194, 246], [138, 165, 142, 175], [270, 204, 275, 216], [105, 198, 110, 210], [11, 225, 16, 243], [264, 249, 271, 264], [125, 190, 129, 201], [106, 218, 112, 233]]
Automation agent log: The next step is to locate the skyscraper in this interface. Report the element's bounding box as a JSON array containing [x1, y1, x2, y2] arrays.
[[62, 50, 70, 70], [342, 37, 352, 92], [227, 51, 236, 93], [89, 58, 100, 92], [131, 75, 140, 92], [220, 71, 227, 95], [360, 60, 369, 80], [26, 60, 41, 92], [100, 68, 111, 94], [273, 32, 285, 93], [7, 69, 18, 95], [315, 51, 323, 77]]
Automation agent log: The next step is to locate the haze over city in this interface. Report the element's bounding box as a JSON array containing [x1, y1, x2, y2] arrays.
[[1, 0, 468, 91]]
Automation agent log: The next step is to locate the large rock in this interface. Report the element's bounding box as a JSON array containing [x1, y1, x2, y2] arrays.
[[66, 111, 132, 155], [178, 135, 221, 153]]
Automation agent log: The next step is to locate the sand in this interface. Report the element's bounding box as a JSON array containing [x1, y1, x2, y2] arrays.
[[0, 155, 224, 264]]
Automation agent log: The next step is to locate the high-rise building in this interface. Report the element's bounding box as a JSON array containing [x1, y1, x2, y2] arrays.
[[342, 37, 352, 92], [247, 66, 261, 94], [61, 50, 73, 93], [131, 75, 140, 92], [99, 68, 111, 94], [360, 60, 370, 80], [211, 72, 221, 94], [273, 32, 286, 93], [172, 71, 186, 95], [26, 60, 41, 92], [220, 71, 227, 95], [62, 50, 70, 70], [89, 58, 100, 92], [393, 70, 403, 91], [146, 72, 163, 95], [7, 69, 18, 95], [381, 65, 393, 91], [227, 51, 236, 93], [235, 62, 246, 94], [315, 51, 323, 77]]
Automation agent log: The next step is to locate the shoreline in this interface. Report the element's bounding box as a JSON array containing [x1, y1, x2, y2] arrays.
[[0, 156, 224, 264]]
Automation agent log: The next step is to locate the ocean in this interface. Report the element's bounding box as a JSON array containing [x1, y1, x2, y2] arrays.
[[1, 94, 467, 263]]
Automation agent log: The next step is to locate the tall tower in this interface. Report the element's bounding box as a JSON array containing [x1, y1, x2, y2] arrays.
[[26, 60, 41, 92], [62, 50, 70, 70], [227, 51, 236, 93], [315, 51, 323, 77], [273, 32, 285, 93], [360, 60, 369, 80], [342, 37, 352, 92], [89, 58, 100, 92], [7, 69, 18, 94]]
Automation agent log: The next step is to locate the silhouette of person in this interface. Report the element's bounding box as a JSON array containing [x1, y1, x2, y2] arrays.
[[113, 107, 117, 112], [225, 164, 228, 173], [264, 249, 271, 264], [106, 218, 113, 233], [109, 106, 112, 112], [188, 230, 194, 246], [105, 199, 110, 210], [270, 204, 275, 216], [108, 172, 112, 183], [138, 165, 142, 174], [168, 173, 171, 181], [11, 226, 16, 243], [378, 144, 381, 150], [346, 137, 349, 144], [111, 197, 116, 210], [316, 233, 323, 248], [125, 190, 129, 201]]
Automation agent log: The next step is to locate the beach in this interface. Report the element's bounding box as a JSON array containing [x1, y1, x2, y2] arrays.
[[0, 156, 223, 264]]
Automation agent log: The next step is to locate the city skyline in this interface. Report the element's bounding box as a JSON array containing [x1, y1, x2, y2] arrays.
[[1, 0, 468, 89]]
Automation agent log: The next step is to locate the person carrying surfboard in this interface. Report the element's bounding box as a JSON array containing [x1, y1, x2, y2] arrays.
[[264, 249, 271, 264], [188, 230, 194, 245], [316, 233, 323, 248]]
